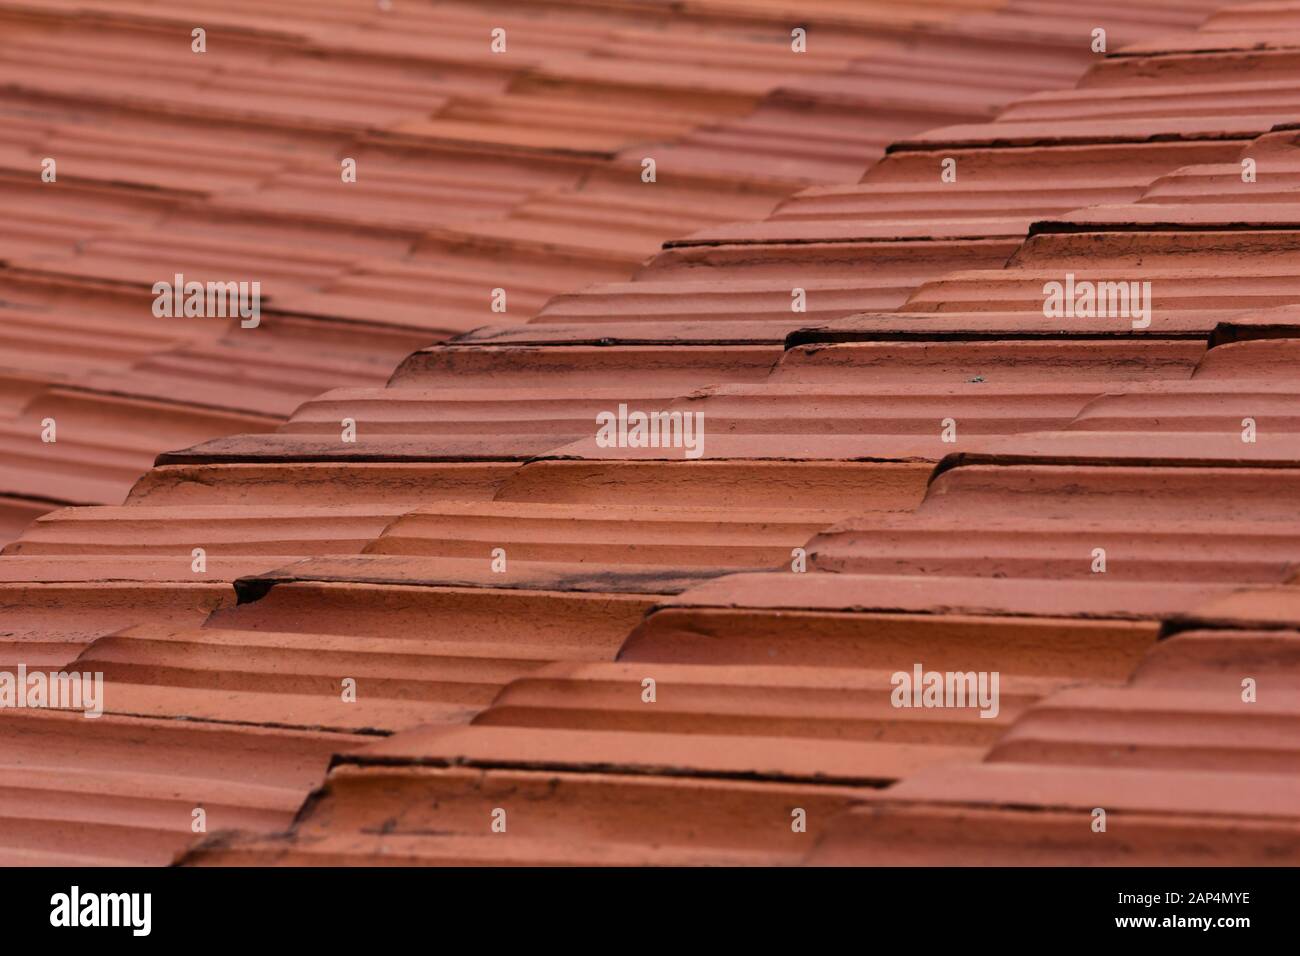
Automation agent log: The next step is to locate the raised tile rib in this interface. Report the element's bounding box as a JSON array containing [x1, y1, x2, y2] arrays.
[[0, 710, 363, 866], [474, 660, 1056, 747], [182, 765, 865, 866]]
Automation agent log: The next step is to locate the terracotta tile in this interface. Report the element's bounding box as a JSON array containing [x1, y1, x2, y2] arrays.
[[0, 0, 1284, 867]]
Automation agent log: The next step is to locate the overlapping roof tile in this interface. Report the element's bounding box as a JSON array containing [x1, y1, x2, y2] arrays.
[[12, 0, 1128, 529], [5, 0, 1293, 868]]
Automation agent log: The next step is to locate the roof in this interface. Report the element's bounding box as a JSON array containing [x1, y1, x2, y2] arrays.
[[3, 0, 1293, 867], [0, 0, 1140, 527]]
